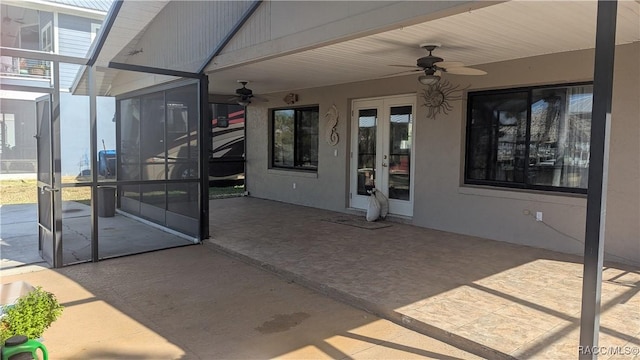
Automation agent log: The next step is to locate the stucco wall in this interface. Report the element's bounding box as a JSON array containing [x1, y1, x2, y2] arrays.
[[246, 42, 639, 266]]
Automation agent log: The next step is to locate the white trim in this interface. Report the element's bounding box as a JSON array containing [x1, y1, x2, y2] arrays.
[[90, 23, 101, 43], [350, 94, 416, 217], [40, 22, 53, 52], [53, 12, 59, 54]]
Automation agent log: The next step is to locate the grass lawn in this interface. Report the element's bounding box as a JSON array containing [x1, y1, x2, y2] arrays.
[[1, 178, 244, 205], [0, 179, 91, 205]]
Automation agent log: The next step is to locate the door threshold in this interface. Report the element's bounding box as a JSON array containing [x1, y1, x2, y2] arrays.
[[345, 208, 413, 224]]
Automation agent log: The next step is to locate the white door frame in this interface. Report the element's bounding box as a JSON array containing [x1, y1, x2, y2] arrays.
[[349, 94, 416, 217]]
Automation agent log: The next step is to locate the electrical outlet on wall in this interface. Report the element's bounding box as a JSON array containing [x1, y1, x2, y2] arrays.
[[293, 182, 296, 189], [536, 211, 543, 222]]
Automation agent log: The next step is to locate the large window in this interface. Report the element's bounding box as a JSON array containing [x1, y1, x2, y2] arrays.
[[272, 107, 319, 171], [465, 83, 593, 193]]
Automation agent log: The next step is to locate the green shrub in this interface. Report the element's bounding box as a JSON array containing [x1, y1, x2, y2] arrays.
[[0, 287, 64, 343]]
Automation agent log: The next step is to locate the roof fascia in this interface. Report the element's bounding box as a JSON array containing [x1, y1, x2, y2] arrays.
[[2, 0, 107, 19]]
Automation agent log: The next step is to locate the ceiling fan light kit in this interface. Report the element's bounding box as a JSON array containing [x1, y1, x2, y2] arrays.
[[418, 74, 441, 85]]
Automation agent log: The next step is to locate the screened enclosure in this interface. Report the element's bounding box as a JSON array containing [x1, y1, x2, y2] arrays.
[[117, 81, 201, 237]]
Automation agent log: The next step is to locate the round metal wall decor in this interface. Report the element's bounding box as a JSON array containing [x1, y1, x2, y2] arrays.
[[421, 80, 467, 120]]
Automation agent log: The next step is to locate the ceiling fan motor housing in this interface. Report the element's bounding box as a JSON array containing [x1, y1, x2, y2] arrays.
[[236, 84, 253, 97], [417, 55, 443, 69]]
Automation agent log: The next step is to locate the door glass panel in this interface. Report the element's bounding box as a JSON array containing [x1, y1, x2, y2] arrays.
[[357, 109, 377, 195], [36, 99, 51, 184], [388, 106, 412, 200]]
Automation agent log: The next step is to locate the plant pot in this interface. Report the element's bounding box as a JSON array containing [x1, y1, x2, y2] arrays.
[[29, 68, 45, 76]]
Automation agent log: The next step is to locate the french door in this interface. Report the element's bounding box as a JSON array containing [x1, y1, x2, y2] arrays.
[[350, 94, 416, 217]]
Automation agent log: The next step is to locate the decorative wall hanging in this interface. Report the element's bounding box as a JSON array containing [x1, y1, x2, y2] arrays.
[[421, 80, 467, 120], [283, 93, 298, 105], [324, 104, 339, 146]]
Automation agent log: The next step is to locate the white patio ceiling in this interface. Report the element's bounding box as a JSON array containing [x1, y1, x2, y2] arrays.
[[205, 0, 639, 96], [72, 0, 170, 94], [83, 0, 639, 97]]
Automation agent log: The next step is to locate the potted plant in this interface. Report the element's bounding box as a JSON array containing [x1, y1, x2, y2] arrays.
[[0, 286, 64, 343]]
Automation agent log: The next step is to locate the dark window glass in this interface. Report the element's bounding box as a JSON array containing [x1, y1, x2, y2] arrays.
[[272, 107, 319, 170], [466, 84, 592, 193]]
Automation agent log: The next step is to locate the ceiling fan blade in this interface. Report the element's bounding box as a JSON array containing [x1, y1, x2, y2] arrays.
[[445, 67, 487, 75], [388, 64, 421, 69], [251, 95, 269, 103], [383, 69, 422, 77], [434, 61, 464, 68]]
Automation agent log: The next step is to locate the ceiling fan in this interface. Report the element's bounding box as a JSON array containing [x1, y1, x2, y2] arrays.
[[229, 80, 267, 106], [391, 44, 487, 85]]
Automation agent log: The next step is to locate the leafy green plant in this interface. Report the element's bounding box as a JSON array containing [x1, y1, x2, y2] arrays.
[[0, 287, 64, 343]]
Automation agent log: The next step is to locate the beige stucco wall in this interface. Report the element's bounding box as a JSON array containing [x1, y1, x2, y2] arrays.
[[246, 42, 640, 266]]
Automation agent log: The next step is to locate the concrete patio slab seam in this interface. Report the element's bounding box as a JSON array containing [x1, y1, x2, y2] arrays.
[[204, 240, 517, 360]]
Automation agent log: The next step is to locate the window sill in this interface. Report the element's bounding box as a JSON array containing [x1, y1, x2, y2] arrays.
[[267, 168, 318, 178], [458, 185, 587, 206]]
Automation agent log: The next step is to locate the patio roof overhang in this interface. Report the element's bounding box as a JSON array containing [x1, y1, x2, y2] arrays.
[[73, 0, 639, 97]]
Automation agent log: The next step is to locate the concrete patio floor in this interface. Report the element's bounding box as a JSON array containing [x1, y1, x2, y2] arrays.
[[207, 197, 640, 359], [1, 246, 481, 359], [1, 196, 638, 359], [0, 202, 193, 269]]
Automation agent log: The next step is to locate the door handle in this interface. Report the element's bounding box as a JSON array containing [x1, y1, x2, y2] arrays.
[[382, 163, 388, 167], [42, 185, 60, 193]]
